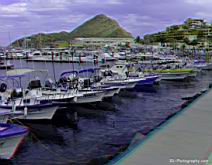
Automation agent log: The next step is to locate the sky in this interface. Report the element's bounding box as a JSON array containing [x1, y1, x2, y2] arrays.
[[0, 0, 211, 46]]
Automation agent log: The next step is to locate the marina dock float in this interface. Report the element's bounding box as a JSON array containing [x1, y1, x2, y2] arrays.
[[109, 89, 212, 165]]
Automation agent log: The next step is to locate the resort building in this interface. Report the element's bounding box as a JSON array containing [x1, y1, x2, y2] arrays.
[[184, 18, 207, 29], [70, 37, 135, 47]]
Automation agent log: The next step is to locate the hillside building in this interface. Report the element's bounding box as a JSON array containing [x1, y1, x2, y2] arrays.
[[185, 18, 207, 29]]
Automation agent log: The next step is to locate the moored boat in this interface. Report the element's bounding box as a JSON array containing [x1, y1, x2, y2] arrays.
[[144, 69, 195, 81], [0, 123, 28, 160], [0, 97, 59, 120]]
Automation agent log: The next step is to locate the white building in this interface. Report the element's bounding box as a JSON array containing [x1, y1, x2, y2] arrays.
[[70, 37, 134, 46]]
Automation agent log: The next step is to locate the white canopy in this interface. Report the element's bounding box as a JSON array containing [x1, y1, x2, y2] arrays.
[[6, 69, 48, 76]]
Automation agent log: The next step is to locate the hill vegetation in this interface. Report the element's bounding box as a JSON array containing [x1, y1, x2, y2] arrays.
[[12, 14, 132, 48]]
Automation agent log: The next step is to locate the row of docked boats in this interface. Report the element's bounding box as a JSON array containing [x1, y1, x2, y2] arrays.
[[0, 64, 160, 160], [0, 65, 160, 120]]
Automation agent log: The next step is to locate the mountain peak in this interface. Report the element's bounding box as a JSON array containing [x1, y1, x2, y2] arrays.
[[70, 14, 132, 38], [12, 14, 132, 47], [95, 14, 108, 18]]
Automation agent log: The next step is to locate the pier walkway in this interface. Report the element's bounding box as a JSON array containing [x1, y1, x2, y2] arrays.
[[109, 89, 212, 165]]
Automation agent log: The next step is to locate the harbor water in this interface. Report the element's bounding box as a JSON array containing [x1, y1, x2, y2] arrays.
[[1, 60, 212, 165]]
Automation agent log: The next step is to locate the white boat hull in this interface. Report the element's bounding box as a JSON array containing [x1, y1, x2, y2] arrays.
[[125, 82, 137, 89], [103, 80, 137, 89], [0, 134, 26, 159], [13, 106, 58, 120], [103, 88, 120, 98], [160, 73, 190, 81], [75, 92, 104, 104], [202, 63, 212, 70]]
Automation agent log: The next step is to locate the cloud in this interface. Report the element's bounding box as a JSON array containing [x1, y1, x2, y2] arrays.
[[0, 0, 211, 46], [185, 0, 212, 5], [73, 0, 123, 5], [196, 12, 211, 18], [106, 0, 123, 4], [121, 14, 154, 28], [0, 2, 27, 15]]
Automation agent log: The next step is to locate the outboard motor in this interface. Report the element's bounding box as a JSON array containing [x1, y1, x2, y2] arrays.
[[68, 77, 78, 89], [28, 80, 42, 89], [59, 77, 67, 84], [93, 75, 102, 82], [11, 89, 23, 99], [83, 79, 91, 88], [45, 79, 54, 89], [0, 83, 7, 92]]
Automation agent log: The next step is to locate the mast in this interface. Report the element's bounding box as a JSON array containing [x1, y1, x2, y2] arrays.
[[51, 51, 57, 83]]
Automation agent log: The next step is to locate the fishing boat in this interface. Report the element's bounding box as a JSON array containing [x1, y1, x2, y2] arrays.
[[0, 61, 14, 70], [6, 69, 77, 106], [0, 71, 59, 120], [75, 90, 105, 104], [59, 70, 106, 103], [76, 69, 120, 99], [0, 52, 6, 59], [0, 123, 28, 160], [0, 96, 59, 120], [100, 63, 158, 88], [127, 65, 160, 86], [27, 79, 77, 106], [77, 78, 120, 99], [192, 60, 212, 70], [101, 77, 138, 89], [100, 53, 116, 62], [135, 75, 160, 86], [91, 85, 120, 98], [145, 69, 194, 81]]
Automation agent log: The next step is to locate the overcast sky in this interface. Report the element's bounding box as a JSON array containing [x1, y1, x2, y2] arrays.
[[0, 0, 211, 46]]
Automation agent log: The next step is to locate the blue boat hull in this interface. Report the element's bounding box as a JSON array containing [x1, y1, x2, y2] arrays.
[[0, 123, 28, 160], [136, 76, 158, 87]]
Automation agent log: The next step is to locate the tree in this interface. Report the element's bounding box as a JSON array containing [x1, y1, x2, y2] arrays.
[[190, 40, 198, 46], [181, 44, 186, 50], [135, 36, 142, 43]]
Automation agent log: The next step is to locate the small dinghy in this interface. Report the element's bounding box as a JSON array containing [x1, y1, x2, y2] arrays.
[[0, 123, 28, 160]]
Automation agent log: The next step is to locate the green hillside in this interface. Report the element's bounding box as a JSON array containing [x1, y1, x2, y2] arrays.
[[143, 18, 211, 47], [12, 14, 132, 48], [70, 14, 132, 38]]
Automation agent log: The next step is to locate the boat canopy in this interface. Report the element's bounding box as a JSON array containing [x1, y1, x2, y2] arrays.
[[60, 70, 78, 77], [93, 67, 101, 71], [0, 75, 25, 79], [6, 69, 48, 76], [78, 68, 95, 74]]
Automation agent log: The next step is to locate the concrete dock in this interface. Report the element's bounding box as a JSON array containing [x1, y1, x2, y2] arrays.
[[109, 89, 212, 165]]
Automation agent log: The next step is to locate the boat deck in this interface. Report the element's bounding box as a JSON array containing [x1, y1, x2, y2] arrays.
[[109, 89, 212, 165]]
